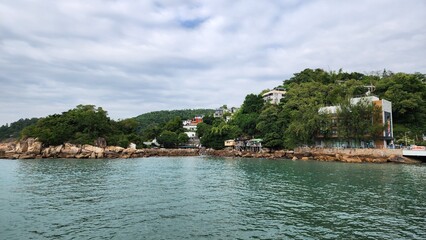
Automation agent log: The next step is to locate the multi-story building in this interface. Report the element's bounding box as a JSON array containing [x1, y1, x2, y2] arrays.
[[262, 87, 286, 104], [214, 106, 239, 120], [182, 116, 204, 147], [316, 96, 393, 149]]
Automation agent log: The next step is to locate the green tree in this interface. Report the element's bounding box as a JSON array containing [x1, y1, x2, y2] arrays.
[[178, 132, 189, 145], [337, 99, 383, 146], [240, 94, 264, 114], [196, 122, 212, 138], [201, 123, 241, 149], [164, 117, 183, 133], [0, 118, 39, 141], [157, 130, 178, 148], [231, 93, 264, 137], [256, 104, 284, 149], [375, 72, 426, 137]]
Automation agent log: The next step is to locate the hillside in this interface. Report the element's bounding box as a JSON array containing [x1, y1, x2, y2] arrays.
[[0, 118, 39, 142], [133, 109, 215, 132]]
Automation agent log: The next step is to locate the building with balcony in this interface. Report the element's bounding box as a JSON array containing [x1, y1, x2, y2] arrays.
[[262, 87, 286, 104]]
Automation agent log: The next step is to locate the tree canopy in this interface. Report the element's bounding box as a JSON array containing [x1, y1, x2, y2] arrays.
[[4, 69, 425, 149]]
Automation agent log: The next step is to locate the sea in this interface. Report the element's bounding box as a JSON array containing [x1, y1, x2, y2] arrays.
[[0, 157, 425, 239]]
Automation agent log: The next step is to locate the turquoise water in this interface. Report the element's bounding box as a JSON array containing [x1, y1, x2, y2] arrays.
[[0, 157, 425, 239]]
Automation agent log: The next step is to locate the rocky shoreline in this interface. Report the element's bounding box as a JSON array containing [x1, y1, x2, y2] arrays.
[[204, 147, 421, 164], [0, 138, 421, 164], [0, 138, 199, 159]]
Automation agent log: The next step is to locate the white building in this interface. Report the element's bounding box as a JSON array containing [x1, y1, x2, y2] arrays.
[[185, 132, 196, 138], [262, 88, 286, 104], [317, 96, 393, 149]]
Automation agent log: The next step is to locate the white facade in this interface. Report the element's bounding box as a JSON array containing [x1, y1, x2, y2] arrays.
[[318, 106, 340, 114], [183, 125, 197, 131], [350, 96, 379, 105], [262, 89, 286, 104], [185, 132, 196, 138]]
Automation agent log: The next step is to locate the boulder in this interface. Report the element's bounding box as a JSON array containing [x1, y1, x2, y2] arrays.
[[55, 145, 64, 154], [273, 150, 286, 158], [83, 145, 104, 154], [62, 143, 81, 155], [341, 155, 362, 163], [15, 140, 29, 153], [27, 141, 42, 154], [19, 154, 36, 159], [105, 146, 124, 153]]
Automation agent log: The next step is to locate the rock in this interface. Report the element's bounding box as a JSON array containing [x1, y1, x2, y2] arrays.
[[15, 140, 29, 153], [55, 145, 63, 152], [104, 151, 120, 158], [19, 154, 36, 159], [105, 146, 124, 153], [83, 145, 104, 154], [301, 157, 309, 161], [75, 153, 90, 159], [27, 141, 42, 154], [273, 150, 286, 158], [62, 143, 81, 153], [122, 148, 136, 155], [292, 156, 298, 161], [96, 152, 104, 158], [42, 148, 51, 158], [341, 155, 362, 163]]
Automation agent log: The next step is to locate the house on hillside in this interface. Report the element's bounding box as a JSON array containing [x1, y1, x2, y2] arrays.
[[182, 116, 203, 132], [316, 96, 393, 149], [182, 116, 204, 148], [214, 106, 239, 121], [262, 87, 286, 104]]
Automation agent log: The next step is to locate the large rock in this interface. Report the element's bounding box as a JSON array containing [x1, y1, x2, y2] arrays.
[[273, 150, 286, 158], [341, 155, 362, 163], [15, 140, 29, 153], [82, 145, 104, 154], [19, 153, 36, 159], [27, 140, 42, 154], [62, 143, 81, 154], [105, 146, 124, 153]]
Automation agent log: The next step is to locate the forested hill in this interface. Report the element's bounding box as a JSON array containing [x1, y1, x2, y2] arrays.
[[133, 109, 214, 132], [0, 118, 39, 141]]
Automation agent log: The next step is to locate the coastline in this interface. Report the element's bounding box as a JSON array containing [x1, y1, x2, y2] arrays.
[[0, 138, 422, 164]]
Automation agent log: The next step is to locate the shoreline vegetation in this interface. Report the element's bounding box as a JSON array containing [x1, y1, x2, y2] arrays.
[[1, 69, 425, 157], [0, 138, 421, 164]]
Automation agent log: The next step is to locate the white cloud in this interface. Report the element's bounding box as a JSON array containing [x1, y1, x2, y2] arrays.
[[0, 0, 425, 125]]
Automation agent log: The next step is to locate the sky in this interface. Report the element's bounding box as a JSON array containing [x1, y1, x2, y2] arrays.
[[1, 0, 425, 125]]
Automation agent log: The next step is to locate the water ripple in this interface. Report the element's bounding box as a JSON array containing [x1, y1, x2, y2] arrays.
[[0, 157, 425, 239]]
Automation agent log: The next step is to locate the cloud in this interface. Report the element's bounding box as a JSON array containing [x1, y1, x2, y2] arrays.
[[0, 0, 425, 125]]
